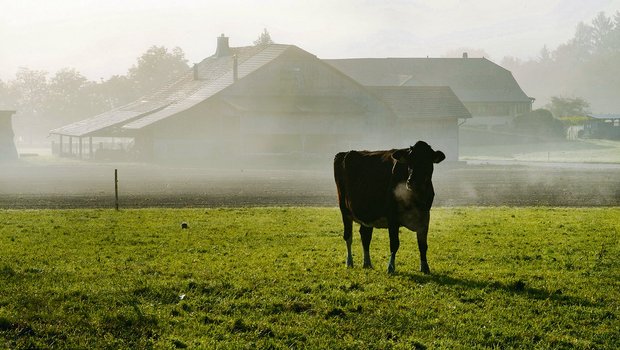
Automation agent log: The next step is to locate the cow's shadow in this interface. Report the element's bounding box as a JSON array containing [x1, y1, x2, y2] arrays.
[[398, 271, 597, 307]]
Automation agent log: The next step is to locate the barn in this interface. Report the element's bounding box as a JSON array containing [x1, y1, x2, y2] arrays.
[[325, 54, 533, 128], [50, 36, 468, 163], [0, 110, 18, 161]]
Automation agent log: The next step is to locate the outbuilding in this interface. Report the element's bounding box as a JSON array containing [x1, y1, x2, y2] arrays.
[[0, 110, 18, 161]]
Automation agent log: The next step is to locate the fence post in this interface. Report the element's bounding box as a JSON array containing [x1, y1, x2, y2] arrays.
[[115, 169, 119, 211]]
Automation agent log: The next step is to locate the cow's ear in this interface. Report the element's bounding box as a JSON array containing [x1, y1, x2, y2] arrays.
[[391, 149, 409, 163], [434, 151, 446, 163]]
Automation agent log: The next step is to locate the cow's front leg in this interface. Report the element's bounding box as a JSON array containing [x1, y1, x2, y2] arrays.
[[342, 213, 354, 268], [416, 228, 430, 274], [346, 236, 353, 268], [360, 225, 373, 268], [387, 225, 400, 273]]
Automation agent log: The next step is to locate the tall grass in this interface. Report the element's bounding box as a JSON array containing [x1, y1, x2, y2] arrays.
[[0, 207, 618, 349]]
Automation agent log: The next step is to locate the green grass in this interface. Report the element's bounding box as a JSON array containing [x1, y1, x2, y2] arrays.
[[0, 207, 618, 349], [461, 139, 620, 163]]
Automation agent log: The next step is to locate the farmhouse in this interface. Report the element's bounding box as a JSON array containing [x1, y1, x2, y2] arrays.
[[50, 36, 469, 162], [0, 110, 18, 161], [325, 54, 533, 127]]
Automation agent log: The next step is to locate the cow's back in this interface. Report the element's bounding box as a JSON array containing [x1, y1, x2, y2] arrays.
[[334, 150, 405, 225]]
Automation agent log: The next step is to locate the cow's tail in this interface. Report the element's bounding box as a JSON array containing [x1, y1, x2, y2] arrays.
[[334, 152, 354, 243], [333, 152, 348, 209]]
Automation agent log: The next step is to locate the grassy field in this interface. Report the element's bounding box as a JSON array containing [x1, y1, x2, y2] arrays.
[[460, 137, 620, 163], [0, 207, 618, 349]]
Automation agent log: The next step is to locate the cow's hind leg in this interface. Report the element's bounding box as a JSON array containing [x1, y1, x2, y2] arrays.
[[360, 225, 373, 268], [342, 212, 354, 268], [387, 225, 400, 274]]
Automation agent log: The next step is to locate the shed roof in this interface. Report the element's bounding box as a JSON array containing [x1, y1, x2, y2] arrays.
[[325, 58, 532, 103], [51, 44, 293, 137], [220, 95, 364, 115], [370, 86, 471, 119], [123, 45, 292, 130]]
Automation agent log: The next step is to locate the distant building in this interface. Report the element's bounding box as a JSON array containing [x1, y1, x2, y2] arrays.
[[368, 86, 470, 160], [0, 110, 18, 161], [583, 114, 620, 140], [325, 54, 533, 127], [50, 35, 470, 162]]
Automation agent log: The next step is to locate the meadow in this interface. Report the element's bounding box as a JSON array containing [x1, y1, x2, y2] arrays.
[[0, 207, 618, 349]]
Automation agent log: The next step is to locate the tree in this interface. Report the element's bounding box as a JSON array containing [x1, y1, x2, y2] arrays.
[[6, 68, 50, 143], [99, 75, 138, 109], [538, 45, 552, 63], [570, 22, 594, 59], [253, 28, 274, 48], [10, 67, 49, 117], [547, 96, 590, 118], [591, 12, 614, 53], [127, 46, 189, 96], [0, 79, 16, 108], [609, 11, 620, 50], [46, 68, 100, 125]]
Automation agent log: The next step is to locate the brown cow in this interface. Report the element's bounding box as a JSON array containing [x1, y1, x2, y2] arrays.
[[334, 141, 445, 274]]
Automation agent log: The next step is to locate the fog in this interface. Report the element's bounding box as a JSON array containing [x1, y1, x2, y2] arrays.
[[1, 152, 619, 209], [1, 1, 620, 208], [3, 1, 617, 81]]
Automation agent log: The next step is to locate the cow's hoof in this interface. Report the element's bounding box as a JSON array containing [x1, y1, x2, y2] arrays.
[[346, 258, 354, 268], [420, 265, 431, 274], [363, 263, 373, 269], [387, 264, 395, 274]]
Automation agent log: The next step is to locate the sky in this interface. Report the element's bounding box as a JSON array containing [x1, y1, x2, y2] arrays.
[[1, 0, 619, 81]]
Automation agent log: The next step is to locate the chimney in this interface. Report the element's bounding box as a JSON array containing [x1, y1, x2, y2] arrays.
[[215, 34, 231, 57], [462, 52, 468, 59], [233, 54, 238, 82], [193, 63, 199, 80]]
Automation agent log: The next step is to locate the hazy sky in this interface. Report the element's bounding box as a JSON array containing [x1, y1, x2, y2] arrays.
[[1, 0, 619, 81]]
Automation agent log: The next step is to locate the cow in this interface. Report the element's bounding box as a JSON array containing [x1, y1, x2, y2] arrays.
[[333, 141, 445, 274]]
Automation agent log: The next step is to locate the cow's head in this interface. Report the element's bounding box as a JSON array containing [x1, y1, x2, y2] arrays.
[[392, 141, 445, 192]]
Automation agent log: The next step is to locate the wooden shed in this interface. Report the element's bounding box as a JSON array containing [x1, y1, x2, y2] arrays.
[[0, 110, 18, 161]]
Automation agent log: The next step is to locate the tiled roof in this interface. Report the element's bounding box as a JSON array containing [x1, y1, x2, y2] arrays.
[[325, 58, 532, 103], [51, 44, 293, 136], [123, 45, 291, 130], [370, 86, 471, 119], [220, 95, 364, 115], [50, 71, 200, 136]]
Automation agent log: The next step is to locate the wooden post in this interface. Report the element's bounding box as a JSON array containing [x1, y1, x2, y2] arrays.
[[114, 169, 119, 211], [79, 137, 83, 159], [89, 137, 93, 159]]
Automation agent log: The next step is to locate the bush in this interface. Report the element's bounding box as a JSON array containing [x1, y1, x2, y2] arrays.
[[513, 109, 565, 139]]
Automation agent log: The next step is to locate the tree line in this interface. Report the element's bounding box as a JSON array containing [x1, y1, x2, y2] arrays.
[[502, 11, 620, 116], [0, 46, 189, 144]]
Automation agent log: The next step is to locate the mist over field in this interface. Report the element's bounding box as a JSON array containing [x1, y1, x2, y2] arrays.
[[1, 154, 619, 209]]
